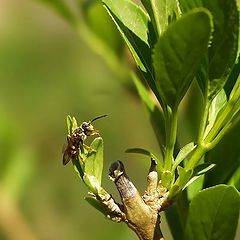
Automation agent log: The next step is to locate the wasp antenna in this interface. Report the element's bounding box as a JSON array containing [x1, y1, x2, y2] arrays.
[[90, 114, 108, 123]]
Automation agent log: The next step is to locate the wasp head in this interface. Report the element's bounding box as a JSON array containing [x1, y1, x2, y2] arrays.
[[81, 122, 98, 136]]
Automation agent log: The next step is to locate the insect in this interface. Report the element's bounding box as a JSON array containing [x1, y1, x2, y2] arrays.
[[62, 114, 107, 165]]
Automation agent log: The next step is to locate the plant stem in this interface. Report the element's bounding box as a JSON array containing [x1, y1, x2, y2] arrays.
[[198, 98, 210, 144], [184, 144, 206, 171], [164, 107, 178, 171]]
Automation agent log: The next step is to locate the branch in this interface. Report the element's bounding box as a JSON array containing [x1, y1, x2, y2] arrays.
[[109, 161, 165, 240]]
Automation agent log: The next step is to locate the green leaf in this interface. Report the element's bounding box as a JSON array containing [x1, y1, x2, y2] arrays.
[[176, 166, 192, 189], [153, 9, 212, 108], [161, 170, 173, 188], [168, 184, 180, 199], [184, 163, 216, 190], [102, 0, 153, 80], [185, 185, 240, 240], [126, 147, 163, 171], [179, 0, 239, 99], [140, 0, 180, 36], [36, 0, 75, 24], [83, 174, 102, 194], [172, 142, 196, 171], [66, 115, 73, 135], [72, 117, 78, 130], [204, 89, 227, 137], [84, 137, 104, 184]]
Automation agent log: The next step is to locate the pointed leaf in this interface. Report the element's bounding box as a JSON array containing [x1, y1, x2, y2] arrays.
[[102, 0, 156, 89], [72, 117, 78, 130], [176, 166, 192, 189], [185, 185, 240, 240], [84, 137, 104, 184], [204, 89, 227, 137], [153, 9, 212, 107], [66, 115, 73, 135], [183, 163, 216, 190], [172, 142, 196, 171]]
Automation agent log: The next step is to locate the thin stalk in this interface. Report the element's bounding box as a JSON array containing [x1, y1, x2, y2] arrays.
[[164, 106, 178, 171], [198, 99, 211, 144], [184, 144, 206, 171], [197, 78, 210, 144]]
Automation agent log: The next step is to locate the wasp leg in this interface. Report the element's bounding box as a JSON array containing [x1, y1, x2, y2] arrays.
[[83, 144, 97, 153]]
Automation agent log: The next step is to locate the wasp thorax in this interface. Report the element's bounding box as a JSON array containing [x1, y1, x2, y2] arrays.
[[72, 127, 87, 141]]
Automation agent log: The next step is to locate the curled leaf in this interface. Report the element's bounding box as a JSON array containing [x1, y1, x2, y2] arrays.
[[126, 147, 163, 172]]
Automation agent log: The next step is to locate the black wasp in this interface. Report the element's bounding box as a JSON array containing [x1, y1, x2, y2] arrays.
[[62, 115, 107, 165]]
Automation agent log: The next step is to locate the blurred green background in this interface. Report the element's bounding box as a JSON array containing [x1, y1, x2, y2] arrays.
[[0, 0, 167, 239]]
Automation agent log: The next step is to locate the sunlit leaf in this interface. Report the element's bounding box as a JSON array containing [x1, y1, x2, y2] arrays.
[[84, 137, 104, 184], [153, 9, 212, 108], [204, 89, 227, 137], [103, 0, 151, 73], [185, 185, 240, 240], [161, 170, 173, 188], [72, 117, 78, 130], [83, 174, 102, 194]]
